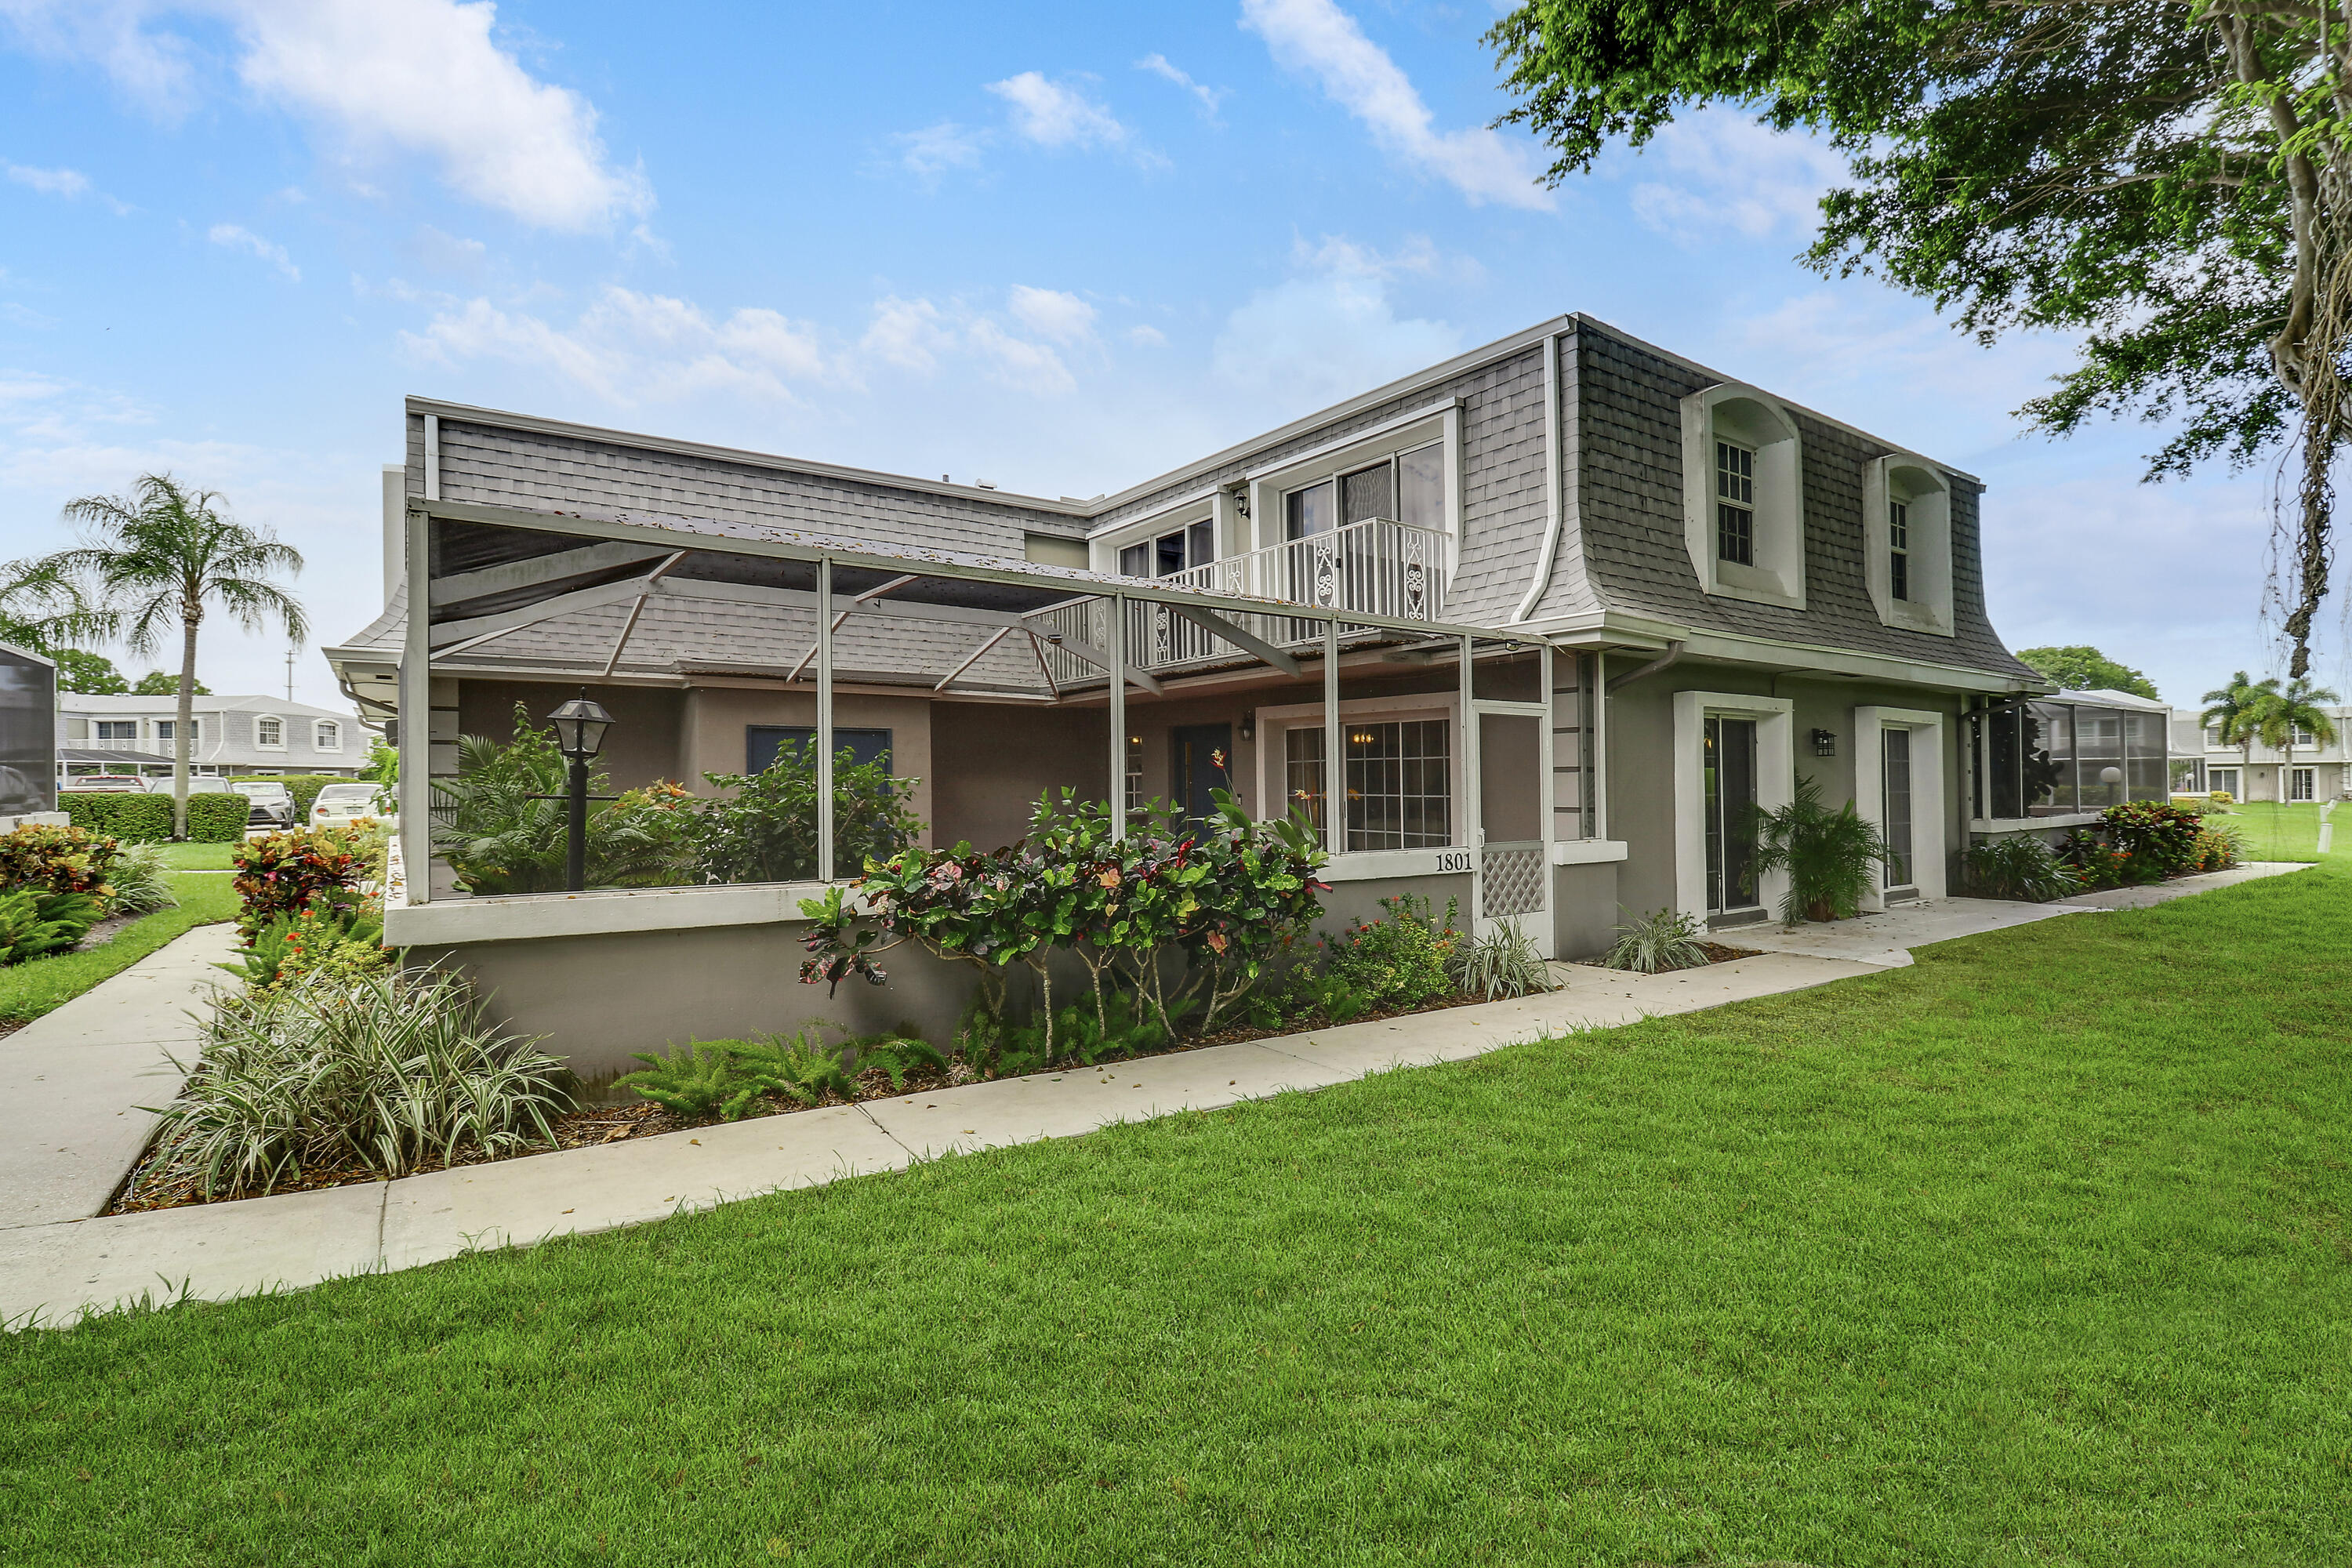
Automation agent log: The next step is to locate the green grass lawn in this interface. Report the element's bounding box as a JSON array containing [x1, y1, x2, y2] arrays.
[[2211, 800, 2336, 863], [0, 873, 239, 1025], [5, 869, 2350, 1563], [153, 840, 239, 871]]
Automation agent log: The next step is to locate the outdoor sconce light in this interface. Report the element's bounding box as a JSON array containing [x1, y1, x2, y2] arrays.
[[547, 690, 615, 892], [1240, 710, 1256, 741], [1811, 728, 1838, 757]]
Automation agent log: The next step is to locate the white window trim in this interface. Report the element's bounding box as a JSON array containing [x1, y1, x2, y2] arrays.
[[253, 713, 288, 751], [1680, 383, 1805, 611], [1252, 692, 1463, 855], [1862, 454, 1955, 637], [314, 720, 344, 753], [1671, 691, 1795, 924], [1243, 405, 1462, 580], [1852, 706, 1948, 909], [1092, 485, 1227, 573]]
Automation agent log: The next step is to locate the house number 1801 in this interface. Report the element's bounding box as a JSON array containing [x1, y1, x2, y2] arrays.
[[1435, 851, 1472, 872]]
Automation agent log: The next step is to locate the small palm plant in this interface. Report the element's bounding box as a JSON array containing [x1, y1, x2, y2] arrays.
[[1746, 777, 1893, 925]]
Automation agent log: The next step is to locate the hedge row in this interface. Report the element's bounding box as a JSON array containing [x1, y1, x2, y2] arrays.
[[229, 775, 348, 816], [60, 789, 252, 842]]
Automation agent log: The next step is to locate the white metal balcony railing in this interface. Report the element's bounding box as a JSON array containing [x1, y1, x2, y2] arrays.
[[1026, 517, 1448, 683], [81, 735, 167, 751]]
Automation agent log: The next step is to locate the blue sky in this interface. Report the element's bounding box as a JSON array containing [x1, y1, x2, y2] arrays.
[[0, 0, 2305, 710]]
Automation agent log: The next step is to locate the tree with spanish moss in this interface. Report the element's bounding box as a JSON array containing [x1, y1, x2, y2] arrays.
[[1487, 0, 2352, 676]]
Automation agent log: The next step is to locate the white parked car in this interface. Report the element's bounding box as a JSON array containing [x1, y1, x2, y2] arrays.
[[309, 782, 394, 830]]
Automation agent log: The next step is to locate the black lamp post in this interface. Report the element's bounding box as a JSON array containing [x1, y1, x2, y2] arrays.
[[547, 691, 613, 892]]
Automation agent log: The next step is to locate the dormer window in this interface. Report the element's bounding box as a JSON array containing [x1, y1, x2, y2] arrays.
[[1715, 441, 1755, 565], [1283, 442, 1445, 542], [1889, 501, 1911, 601], [1680, 383, 1804, 608], [1863, 454, 1955, 637], [256, 715, 285, 749]]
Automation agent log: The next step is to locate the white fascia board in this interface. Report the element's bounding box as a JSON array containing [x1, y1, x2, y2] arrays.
[[1239, 398, 1461, 485], [1084, 483, 1224, 545], [1545, 610, 2037, 695], [1551, 839, 1628, 866]]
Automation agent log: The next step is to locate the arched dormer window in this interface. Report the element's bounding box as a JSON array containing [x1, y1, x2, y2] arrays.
[[1863, 454, 1955, 636], [1680, 383, 1804, 609]]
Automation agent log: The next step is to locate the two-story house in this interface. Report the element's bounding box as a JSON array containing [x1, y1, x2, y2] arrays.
[[58, 694, 362, 782], [329, 314, 2100, 1074], [2172, 704, 2352, 802]]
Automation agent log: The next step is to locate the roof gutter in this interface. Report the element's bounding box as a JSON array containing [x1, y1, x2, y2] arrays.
[[1512, 330, 1566, 625], [1603, 640, 1685, 695]]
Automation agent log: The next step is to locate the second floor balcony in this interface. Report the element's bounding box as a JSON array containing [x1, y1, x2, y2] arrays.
[[1025, 517, 1449, 681]]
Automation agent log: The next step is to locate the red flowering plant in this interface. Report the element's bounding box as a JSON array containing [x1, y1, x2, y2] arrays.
[[797, 787, 1327, 1068], [0, 822, 122, 902], [230, 828, 369, 944]]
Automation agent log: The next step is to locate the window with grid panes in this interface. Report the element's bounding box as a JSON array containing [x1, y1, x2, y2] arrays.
[[1888, 499, 1911, 601], [1715, 440, 1755, 565]]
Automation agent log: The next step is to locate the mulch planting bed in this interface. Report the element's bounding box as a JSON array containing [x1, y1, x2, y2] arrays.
[[103, 985, 1532, 1214]]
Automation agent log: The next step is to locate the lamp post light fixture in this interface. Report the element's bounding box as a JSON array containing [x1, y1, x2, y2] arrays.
[[547, 690, 614, 892]]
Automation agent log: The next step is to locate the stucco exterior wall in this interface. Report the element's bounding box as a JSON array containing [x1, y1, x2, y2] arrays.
[[455, 680, 688, 794]]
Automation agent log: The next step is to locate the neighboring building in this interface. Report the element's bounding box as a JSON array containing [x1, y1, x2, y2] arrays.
[[56, 693, 361, 781], [2171, 702, 2352, 802], [0, 641, 56, 819], [332, 314, 2099, 1072]]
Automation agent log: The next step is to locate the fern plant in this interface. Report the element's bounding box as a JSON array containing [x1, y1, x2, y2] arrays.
[[1603, 907, 1710, 974], [0, 888, 103, 965], [1747, 778, 1893, 924], [1451, 919, 1556, 1000], [615, 1042, 761, 1120]]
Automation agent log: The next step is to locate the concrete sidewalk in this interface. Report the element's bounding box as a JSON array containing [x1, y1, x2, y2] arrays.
[[0, 924, 241, 1232], [0, 866, 2313, 1329]]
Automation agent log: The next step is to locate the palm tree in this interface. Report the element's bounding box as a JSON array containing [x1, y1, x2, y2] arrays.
[[44, 475, 305, 837], [0, 557, 114, 654], [2201, 670, 2279, 782], [2253, 677, 2341, 803]]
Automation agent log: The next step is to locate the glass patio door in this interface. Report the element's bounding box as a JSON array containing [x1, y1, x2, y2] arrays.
[[1704, 715, 1759, 914], [1882, 728, 1915, 890]]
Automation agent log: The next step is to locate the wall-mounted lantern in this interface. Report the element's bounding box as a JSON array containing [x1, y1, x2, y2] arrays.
[[1811, 728, 1838, 757]]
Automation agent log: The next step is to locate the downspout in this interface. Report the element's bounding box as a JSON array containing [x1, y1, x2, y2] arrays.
[[1511, 331, 1565, 624], [1604, 640, 1684, 695]]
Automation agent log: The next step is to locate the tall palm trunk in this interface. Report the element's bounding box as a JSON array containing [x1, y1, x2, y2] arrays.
[[173, 612, 198, 837]]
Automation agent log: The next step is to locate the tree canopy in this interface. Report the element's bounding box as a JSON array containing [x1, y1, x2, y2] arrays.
[[53, 650, 129, 695], [133, 670, 209, 696], [2016, 644, 2162, 700], [1486, 0, 2352, 675]]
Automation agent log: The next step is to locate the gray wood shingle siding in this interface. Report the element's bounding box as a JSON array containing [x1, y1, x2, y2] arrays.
[[407, 414, 1084, 564], [1565, 321, 2034, 678]]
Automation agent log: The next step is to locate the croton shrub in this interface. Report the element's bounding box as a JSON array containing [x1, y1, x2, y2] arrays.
[[230, 828, 371, 942], [0, 822, 123, 901], [798, 789, 1329, 1061]]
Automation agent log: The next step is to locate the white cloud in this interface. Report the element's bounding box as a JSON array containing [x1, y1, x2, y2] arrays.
[[1136, 53, 1225, 119], [1, 301, 56, 328], [0, 0, 652, 230], [1127, 324, 1168, 348], [5, 162, 86, 198], [1007, 285, 1095, 345], [967, 319, 1074, 396], [3, 158, 132, 212], [404, 285, 829, 405], [1239, 0, 1552, 211], [208, 221, 299, 280], [895, 120, 988, 179], [987, 71, 1129, 151], [1624, 109, 1847, 244], [1213, 233, 1464, 410], [860, 296, 954, 375]]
